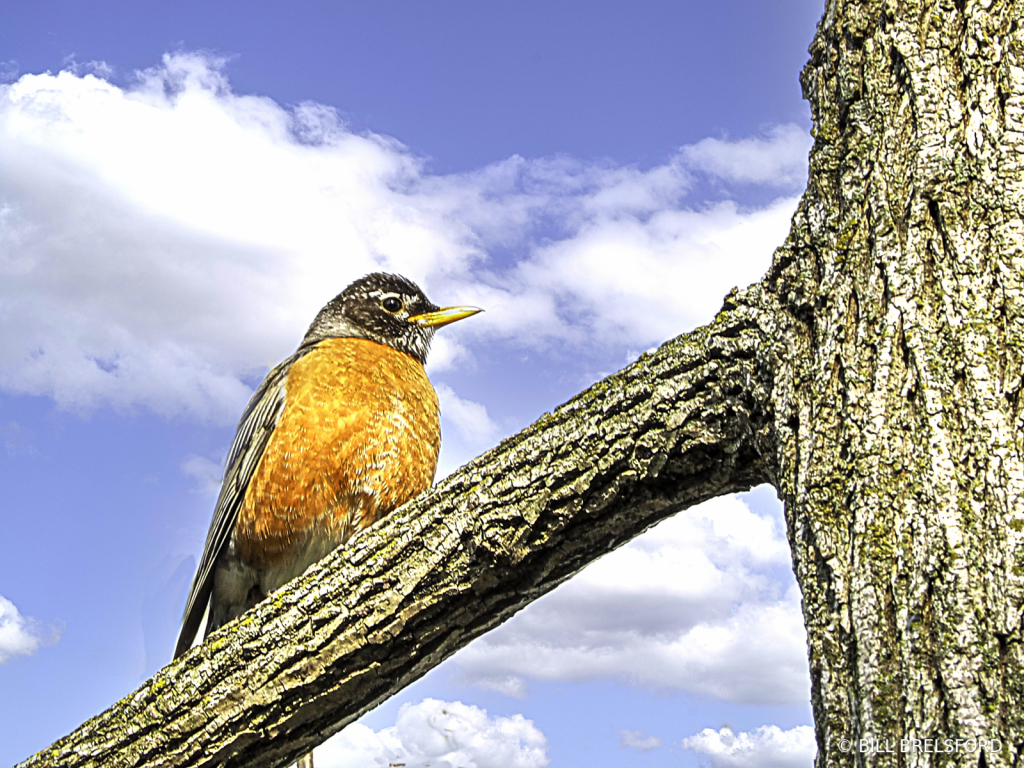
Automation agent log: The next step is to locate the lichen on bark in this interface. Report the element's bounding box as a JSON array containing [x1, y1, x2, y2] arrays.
[[761, 0, 1024, 764]]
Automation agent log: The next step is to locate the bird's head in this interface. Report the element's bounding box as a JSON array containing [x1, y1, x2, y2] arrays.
[[302, 273, 481, 363]]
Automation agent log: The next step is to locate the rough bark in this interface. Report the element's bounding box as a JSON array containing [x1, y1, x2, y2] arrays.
[[16, 302, 771, 768], [762, 0, 1024, 764], [17, 0, 1024, 766]]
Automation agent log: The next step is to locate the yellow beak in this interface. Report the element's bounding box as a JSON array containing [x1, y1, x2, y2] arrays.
[[409, 306, 483, 328]]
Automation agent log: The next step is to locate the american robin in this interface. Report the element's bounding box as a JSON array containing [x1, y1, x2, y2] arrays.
[[174, 272, 481, 660]]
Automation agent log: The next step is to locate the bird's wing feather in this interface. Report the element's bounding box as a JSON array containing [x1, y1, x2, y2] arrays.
[[173, 349, 309, 658]]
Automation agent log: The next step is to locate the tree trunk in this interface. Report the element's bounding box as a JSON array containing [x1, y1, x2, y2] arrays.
[[15, 0, 1024, 766], [764, 0, 1024, 764]]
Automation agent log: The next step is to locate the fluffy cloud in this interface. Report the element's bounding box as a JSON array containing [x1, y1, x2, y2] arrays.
[[500, 194, 797, 347], [0, 595, 59, 663], [0, 54, 805, 424], [435, 383, 500, 447], [619, 729, 664, 752], [451, 494, 810, 706], [316, 699, 549, 768], [434, 382, 503, 478], [0, 55, 404, 421], [681, 724, 817, 768], [680, 124, 812, 187]]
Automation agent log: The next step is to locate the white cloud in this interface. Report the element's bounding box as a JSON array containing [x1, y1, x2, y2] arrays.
[[0, 55, 405, 422], [0, 54, 802, 423], [433, 383, 502, 479], [436, 383, 500, 447], [316, 699, 549, 768], [0, 595, 59, 663], [619, 729, 664, 752], [425, 335, 471, 374], [472, 675, 529, 699], [452, 495, 811, 705], [499, 194, 797, 347], [681, 725, 817, 768], [180, 453, 223, 496], [680, 124, 812, 187]]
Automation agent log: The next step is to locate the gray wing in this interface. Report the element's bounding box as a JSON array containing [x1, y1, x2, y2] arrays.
[[173, 349, 309, 658]]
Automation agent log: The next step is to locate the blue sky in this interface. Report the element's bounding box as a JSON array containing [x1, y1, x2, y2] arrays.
[[0, 2, 823, 766]]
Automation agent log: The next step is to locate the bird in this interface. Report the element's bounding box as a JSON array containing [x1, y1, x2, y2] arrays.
[[174, 273, 481, 662]]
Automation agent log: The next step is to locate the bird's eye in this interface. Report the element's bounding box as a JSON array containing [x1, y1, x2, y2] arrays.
[[382, 297, 403, 313]]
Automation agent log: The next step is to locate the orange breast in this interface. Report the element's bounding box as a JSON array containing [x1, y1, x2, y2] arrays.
[[236, 337, 440, 568]]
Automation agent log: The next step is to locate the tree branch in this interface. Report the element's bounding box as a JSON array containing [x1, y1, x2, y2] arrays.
[[18, 291, 773, 768]]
